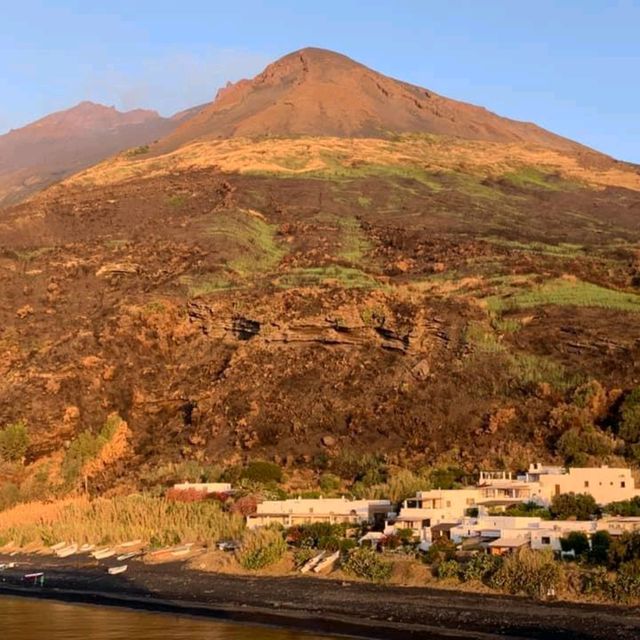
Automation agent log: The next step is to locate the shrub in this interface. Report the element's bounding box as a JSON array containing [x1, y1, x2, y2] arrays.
[[240, 461, 283, 484], [436, 558, 460, 579], [229, 495, 258, 517], [342, 546, 391, 582], [499, 501, 551, 519], [589, 530, 612, 565], [61, 416, 120, 485], [608, 532, 640, 569], [429, 466, 466, 490], [490, 548, 564, 599], [293, 547, 316, 568], [0, 482, 20, 511], [0, 421, 29, 462], [605, 496, 640, 517], [331, 450, 386, 483], [319, 473, 341, 493], [610, 560, 640, 602], [550, 493, 599, 521], [619, 388, 640, 444], [236, 528, 286, 570], [580, 565, 610, 595], [422, 536, 457, 564], [287, 522, 347, 549], [459, 554, 503, 582], [560, 531, 590, 558], [556, 427, 613, 466]]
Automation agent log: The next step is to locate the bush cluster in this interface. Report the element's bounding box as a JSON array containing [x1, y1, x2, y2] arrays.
[[236, 528, 286, 570], [0, 421, 29, 462], [490, 548, 564, 599], [342, 546, 392, 582]]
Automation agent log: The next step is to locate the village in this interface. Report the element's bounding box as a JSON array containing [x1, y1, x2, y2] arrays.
[[193, 463, 640, 560]]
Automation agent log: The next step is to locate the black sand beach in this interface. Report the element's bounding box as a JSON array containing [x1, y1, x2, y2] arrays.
[[1, 552, 640, 639]]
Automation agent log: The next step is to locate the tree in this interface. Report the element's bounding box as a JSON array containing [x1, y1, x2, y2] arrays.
[[560, 531, 590, 558], [240, 460, 283, 484], [608, 532, 640, 569], [0, 421, 29, 462], [619, 388, 640, 444], [589, 530, 612, 565], [550, 493, 599, 521]]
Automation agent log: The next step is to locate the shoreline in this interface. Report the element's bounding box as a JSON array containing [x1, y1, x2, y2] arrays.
[[1, 553, 640, 639]]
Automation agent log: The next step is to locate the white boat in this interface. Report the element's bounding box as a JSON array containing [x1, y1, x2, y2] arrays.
[[92, 548, 115, 560], [56, 544, 78, 558], [50, 542, 67, 552], [107, 565, 128, 575], [312, 551, 340, 573], [116, 552, 138, 561], [171, 546, 192, 557], [119, 539, 142, 549], [79, 544, 95, 553], [300, 551, 325, 573]]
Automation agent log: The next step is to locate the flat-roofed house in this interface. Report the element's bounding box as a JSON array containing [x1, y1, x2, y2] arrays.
[[393, 488, 481, 539], [246, 497, 393, 529]]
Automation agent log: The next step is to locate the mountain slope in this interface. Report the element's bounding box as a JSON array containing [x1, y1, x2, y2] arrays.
[[1, 48, 640, 498], [0, 102, 194, 207], [157, 47, 589, 154]]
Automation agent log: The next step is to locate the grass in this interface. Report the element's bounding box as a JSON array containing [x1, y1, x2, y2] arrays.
[[485, 278, 640, 313], [125, 145, 150, 158], [509, 352, 583, 391], [180, 273, 235, 296], [486, 237, 585, 257], [500, 166, 569, 191], [167, 194, 187, 208], [331, 215, 371, 264], [206, 210, 286, 276], [276, 266, 381, 289], [0, 495, 244, 548]]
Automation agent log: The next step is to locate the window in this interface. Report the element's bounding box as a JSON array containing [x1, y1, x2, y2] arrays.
[[446, 501, 451, 508], [622, 481, 626, 488], [584, 481, 589, 488], [541, 536, 551, 545], [466, 498, 475, 506]]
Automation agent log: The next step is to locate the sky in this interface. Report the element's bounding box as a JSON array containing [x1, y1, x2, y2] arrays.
[[1, 1, 639, 161]]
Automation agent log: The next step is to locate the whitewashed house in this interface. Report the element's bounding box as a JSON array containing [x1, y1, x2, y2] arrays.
[[246, 497, 393, 529]]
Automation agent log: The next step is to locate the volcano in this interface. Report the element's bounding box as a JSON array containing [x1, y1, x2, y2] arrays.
[[158, 47, 587, 154]]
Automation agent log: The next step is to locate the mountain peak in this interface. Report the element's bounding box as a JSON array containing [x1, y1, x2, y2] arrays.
[[158, 47, 586, 153]]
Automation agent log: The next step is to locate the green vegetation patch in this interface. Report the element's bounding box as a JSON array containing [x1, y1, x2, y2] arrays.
[[500, 166, 578, 191], [206, 210, 287, 276], [125, 144, 150, 157], [486, 237, 585, 258], [276, 266, 380, 289], [180, 273, 235, 296], [485, 278, 640, 314]]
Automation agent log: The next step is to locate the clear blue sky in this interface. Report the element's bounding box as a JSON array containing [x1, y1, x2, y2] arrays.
[[1, 0, 639, 161]]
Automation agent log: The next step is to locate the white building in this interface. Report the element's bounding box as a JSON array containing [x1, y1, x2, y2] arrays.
[[172, 482, 233, 494], [449, 515, 599, 555], [246, 497, 393, 529], [393, 489, 481, 538], [517, 464, 640, 506], [392, 464, 640, 543]]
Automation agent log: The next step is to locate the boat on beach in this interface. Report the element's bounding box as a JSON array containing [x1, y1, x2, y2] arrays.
[[108, 565, 128, 575], [56, 544, 78, 558]]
